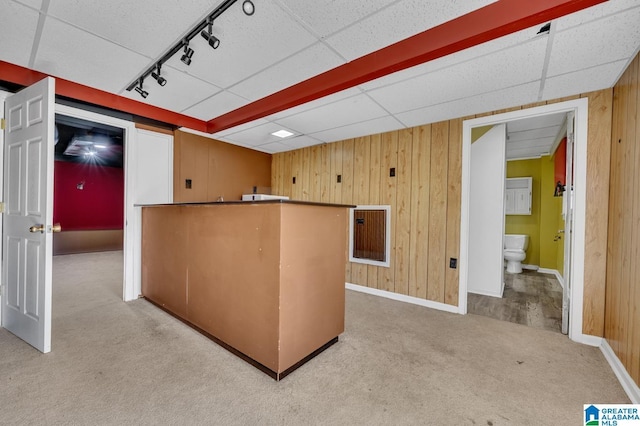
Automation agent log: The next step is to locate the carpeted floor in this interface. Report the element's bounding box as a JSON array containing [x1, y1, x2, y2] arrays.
[[0, 252, 629, 425]]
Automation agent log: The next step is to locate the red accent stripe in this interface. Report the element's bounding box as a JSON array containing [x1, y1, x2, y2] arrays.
[[206, 0, 606, 133], [0, 61, 208, 132]]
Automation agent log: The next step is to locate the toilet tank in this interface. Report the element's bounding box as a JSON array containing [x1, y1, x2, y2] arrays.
[[504, 234, 529, 250]]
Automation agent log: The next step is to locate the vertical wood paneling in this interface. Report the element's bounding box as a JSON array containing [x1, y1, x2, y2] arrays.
[[367, 134, 382, 288], [627, 56, 640, 383], [606, 52, 640, 388], [394, 129, 413, 295], [320, 144, 331, 203], [379, 131, 398, 291], [409, 125, 431, 299], [300, 147, 311, 200], [351, 136, 370, 285], [310, 145, 322, 201], [427, 122, 449, 303], [330, 141, 344, 204], [445, 118, 462, 306], [282, 151, 293, 198], [290, 149, 302, 200], [342, 139, 355, 282], [580, 90, 613, 337]]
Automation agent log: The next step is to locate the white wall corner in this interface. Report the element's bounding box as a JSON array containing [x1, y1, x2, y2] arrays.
[[601, 339, 640, 403], [345, 283, 460, 314]]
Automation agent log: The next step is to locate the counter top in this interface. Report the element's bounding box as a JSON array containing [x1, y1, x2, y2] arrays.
[[136, 199, 356, 208]]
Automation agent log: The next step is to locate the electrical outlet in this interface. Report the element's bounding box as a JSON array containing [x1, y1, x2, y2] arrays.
[[185, 179, 192, 189], [449, 258, 457, 269], [292, 176, 296, 184], [337, 174, 342, 183], [390, 167, 396, 177]]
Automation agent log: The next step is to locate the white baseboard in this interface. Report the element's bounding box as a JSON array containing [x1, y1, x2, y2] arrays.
[[345, 283, 459, 314], [574, 334, 602, 347], [601, 339, 640, 403], [468, 287, 504, 298], [537, 267, 565, 289]]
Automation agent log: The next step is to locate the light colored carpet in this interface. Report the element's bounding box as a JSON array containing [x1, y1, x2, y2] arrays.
[[0, 251, 629, 425]]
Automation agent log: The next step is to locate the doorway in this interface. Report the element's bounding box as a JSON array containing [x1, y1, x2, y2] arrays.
[[459, 99, 590, 343]]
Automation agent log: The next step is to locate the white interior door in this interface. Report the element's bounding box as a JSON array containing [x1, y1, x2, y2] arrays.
[[2, 77, 55, 353], [562, 112, 575, 335], [468, 124, 507, 297]]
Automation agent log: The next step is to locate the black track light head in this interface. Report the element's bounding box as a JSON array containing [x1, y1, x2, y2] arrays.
[[134, 79, 148, 98], [151, 64, 167, 86], [242, 0, 255, 16], [181, 44, 194, 65], [201, 20, 220, 49]]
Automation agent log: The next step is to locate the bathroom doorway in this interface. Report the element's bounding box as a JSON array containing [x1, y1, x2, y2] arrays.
[[459, 99, 589, 343]]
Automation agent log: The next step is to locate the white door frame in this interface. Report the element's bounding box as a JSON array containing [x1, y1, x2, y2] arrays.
[[52, 104, 138, 301], [459, 98, 591, 344], [0, 90, 9, 321]]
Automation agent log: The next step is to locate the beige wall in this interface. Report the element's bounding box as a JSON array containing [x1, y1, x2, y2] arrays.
[[606, 52, 640, 388], [272, 90, 613, 339], [173, 130, 272, 202]]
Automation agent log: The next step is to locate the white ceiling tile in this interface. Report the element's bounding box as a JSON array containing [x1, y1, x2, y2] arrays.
[[395, 82, 540, 128], [34, 18, 150, 93], [310, 116, 405, 143], [0, 1, 40, 66], [325, 0, 497, 61], [276, 0, 397, 38], [180, 89, 249, 121], [275, 94, 389, 135], [220, 121, 297, 147], [360, 26, 538, 92], [165, 2, 317, 89], [542, 60, 628, 101], [120, 66, 220, 112], [47, 0, 214, 58], [14, 0, 42, 9], [281, 135, 323, 150], [547, 8, 640, 77], [211, 117, 271, 138], [250, 141, 290, 154], [229, 42, 345, 101], [368, 38, 547, 114], [555, 0, 640, 31], [267, 88, 362, 120]]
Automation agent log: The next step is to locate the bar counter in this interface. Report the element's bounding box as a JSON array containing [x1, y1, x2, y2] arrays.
[[140, 200, 353, 380]]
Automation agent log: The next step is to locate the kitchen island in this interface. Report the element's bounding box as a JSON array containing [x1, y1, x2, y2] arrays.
[[140, 200, 352, 380]]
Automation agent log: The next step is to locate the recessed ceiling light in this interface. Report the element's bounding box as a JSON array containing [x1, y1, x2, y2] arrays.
[[271, 129, 294, 138]]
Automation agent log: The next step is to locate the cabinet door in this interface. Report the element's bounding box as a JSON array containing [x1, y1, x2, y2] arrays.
[[515, 188, 531, 214], [505, 189, 515, 214]]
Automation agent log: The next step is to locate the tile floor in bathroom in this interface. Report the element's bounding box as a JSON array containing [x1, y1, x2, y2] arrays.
[[467, 269, 563, 333]]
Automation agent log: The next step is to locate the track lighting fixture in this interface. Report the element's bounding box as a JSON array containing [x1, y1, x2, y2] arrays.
[[151, 64, 167, 86], [181, 42, 195, 65], [201, 18, 220, 49], [134, 79, 148, 99], [242, 0, 255, 16], [126, 0, 256, 95]]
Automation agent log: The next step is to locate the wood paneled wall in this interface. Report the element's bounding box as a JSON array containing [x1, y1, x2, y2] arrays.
[[606, 52, 640, 387], [271, 91, 612, 331], [173, 130, 271, 202]]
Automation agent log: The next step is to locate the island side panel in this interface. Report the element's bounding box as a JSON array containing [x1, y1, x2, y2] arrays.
[[278, 204, 348, 372], [141, 206, 189, 318], [186, 204, 282, 372]]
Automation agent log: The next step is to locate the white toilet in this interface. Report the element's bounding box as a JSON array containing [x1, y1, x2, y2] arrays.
[[504, 234, 529, 273]]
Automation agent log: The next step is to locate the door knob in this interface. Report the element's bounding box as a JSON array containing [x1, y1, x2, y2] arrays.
[[51, 223, 62, 233], [29, 224, 45, 233]]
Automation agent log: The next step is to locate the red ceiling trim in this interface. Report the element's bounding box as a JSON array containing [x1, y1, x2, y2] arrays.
[[206, 0, 606, 133], [0, 61, 208, 132]]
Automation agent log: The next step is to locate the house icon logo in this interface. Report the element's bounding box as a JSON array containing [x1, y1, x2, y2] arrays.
[[585, 405, 599, 425]]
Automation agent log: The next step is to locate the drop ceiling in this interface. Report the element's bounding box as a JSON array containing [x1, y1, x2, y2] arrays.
[[1, 0, 639, 154]]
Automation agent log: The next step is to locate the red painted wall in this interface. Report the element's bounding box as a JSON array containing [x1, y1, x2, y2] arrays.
[[53, 160, 124, 230]]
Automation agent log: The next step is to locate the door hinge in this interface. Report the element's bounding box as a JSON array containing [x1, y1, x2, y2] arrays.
[[0, 118, 5, 130]]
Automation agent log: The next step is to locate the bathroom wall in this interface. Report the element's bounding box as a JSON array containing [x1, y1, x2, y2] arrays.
[[506, 156, 563, 271]]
